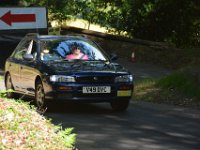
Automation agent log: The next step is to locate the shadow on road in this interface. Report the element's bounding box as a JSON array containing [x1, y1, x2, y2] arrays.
[[44, 100, 200, 150], [45, 102, 126, 115]]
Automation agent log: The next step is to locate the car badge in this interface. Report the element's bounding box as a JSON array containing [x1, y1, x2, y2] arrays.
[[93, 77, 98, 80]]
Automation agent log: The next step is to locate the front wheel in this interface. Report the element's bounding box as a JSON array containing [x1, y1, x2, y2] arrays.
[[35, 80, 47, 113], [110, 99, 130, 112], [5, 73, 17, 98]]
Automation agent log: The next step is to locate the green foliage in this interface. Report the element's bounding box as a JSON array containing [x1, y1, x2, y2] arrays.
[[0, 89, 14, 98], [52, 0, 200, 48], [0, 98, 76, 149], [0, 75, 76, 149], [134, 66, 200, 108], [1, 0, 199, 47], [58, 128, 77, 148], [157, 65, 200, 99]]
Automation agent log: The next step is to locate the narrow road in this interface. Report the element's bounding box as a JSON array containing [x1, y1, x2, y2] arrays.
[[45, 101, 200, 150]]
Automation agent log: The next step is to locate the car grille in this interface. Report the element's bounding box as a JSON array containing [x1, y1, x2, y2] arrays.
[[75, 76, 114, 83]]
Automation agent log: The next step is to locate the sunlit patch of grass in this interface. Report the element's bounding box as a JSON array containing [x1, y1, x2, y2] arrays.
[[0, 76, 3, 81], [134, 79, 160, 102], [134, 79, 157, 96], [0, 97, 76, 150]]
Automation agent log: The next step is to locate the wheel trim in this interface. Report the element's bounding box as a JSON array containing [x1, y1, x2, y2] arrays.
[[36, 84, 45, 108], [6, 75, 14, 97]]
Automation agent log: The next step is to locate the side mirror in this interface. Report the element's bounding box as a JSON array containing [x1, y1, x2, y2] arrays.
[[110, 53, 118, 61], [23, 53, 34, 61]]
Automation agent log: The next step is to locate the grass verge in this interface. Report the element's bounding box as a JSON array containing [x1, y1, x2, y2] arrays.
[[133, 65, 200, 109], [0, 97, 76, 150]]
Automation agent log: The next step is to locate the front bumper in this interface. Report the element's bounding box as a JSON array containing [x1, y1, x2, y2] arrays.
[[43, 82, 134, 102]]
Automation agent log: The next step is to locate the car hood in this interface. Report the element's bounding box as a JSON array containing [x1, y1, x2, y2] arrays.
[[43, 61, 129, 74]]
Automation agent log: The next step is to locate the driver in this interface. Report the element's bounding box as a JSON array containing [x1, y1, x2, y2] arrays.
[[65, 46, 88, 60]]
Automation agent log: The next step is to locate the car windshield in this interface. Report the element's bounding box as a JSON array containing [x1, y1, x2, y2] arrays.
[[39, 37, 109, 62]]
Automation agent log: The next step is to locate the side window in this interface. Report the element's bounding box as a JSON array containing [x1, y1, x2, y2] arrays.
[[13, 39, 35, 60]]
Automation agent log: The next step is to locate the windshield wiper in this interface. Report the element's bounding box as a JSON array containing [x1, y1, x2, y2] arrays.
[[70, 59, 86, 69], [97, 59, 118, 72], [96, 59, 111, 67]]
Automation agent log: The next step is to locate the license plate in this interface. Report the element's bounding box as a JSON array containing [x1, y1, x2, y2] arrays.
[[82, 86, 111, 93]]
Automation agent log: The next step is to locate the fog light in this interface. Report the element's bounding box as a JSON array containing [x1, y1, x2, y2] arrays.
[[117, 90, 132, 96]]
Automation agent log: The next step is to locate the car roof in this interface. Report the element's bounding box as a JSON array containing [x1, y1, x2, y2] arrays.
[[26, 33, 88, 41]]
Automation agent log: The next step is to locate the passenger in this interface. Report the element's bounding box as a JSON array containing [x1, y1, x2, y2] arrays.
[[65, 46, 88, 60], [41, 49, 51, 60]]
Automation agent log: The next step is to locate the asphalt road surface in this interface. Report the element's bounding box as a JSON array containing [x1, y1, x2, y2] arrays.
[[46, 101, 200, 150], [1, 60, 200, 150]]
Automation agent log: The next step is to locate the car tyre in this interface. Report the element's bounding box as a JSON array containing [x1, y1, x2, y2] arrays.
[[35, 80, 47, 113], [5, 73, 18, 98], [110, 99, 130, 112]]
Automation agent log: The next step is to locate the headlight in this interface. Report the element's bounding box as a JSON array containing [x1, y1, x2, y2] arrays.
[[115, 75, 133, 83], [50, 75, 75, 82]]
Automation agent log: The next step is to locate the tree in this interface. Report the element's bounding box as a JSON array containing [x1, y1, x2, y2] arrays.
[[1, 0, 199, 47], [130, 0, 200, 47]]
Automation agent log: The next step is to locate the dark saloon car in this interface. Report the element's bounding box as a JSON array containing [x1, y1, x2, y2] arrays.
[[4, 33, 134, 111]]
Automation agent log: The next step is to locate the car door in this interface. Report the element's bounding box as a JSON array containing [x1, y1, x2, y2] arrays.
[[19, 39, 39, 94], [8, 38, 30, 91]]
